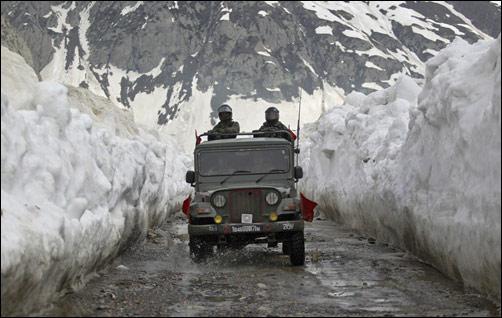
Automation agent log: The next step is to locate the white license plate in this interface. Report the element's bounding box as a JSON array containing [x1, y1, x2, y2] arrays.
[[241, 214, 253, 224]]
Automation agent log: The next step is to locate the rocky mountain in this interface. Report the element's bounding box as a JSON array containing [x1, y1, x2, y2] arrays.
[[1, 1, 500, 143]]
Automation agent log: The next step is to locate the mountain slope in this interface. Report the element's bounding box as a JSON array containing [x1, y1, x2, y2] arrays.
[[1, 1, 500, 145]]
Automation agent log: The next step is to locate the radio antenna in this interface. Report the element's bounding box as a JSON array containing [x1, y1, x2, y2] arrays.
[[296, 89, 302, 166]]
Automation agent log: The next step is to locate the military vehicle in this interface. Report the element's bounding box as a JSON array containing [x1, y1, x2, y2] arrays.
[[183, 131, 316, 266]]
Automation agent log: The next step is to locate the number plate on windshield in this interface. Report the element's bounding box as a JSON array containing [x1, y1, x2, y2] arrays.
[[241, 214, 253, 224]]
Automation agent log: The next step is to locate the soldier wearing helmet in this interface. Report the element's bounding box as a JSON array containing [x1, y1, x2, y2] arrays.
[[256, 107, 293, 142], [207, 104, 240, 141]]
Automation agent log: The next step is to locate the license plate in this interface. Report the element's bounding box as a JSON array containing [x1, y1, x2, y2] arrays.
[[231, 225, 261, 233], [241, 213, 253, 223]]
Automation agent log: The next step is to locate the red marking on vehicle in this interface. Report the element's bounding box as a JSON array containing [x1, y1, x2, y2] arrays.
[[224, 225, 231, 235], [195, 130, 202, 145], [288, 128, 297, 141], [300, 193, 317, 222], [182, 195, 191, 216]]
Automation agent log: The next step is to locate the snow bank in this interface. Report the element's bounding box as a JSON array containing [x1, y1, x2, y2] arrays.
[[301, 36, 501, 300], [1, 48, 190, 315], [0, 46, 39, 110]]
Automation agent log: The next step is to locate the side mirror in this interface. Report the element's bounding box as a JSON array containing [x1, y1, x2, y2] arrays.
[[186, 171, 195, 184], [294, 166, 303, 179]]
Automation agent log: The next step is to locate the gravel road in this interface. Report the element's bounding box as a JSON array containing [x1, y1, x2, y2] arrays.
[[42, 215, 499, 317]]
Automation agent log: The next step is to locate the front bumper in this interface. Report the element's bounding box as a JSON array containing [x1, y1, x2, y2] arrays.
[[188, 220, 304, 236]]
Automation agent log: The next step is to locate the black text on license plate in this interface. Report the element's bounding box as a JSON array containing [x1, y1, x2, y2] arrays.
[[231, 225, 261, 233]]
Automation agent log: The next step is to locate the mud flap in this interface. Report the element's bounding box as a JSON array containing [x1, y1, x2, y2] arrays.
[[300, 193, 317, 222]]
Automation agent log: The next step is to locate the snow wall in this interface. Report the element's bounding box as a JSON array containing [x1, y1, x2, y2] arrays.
[[301, 36, 501, 301], [0, 46, 190, 315]]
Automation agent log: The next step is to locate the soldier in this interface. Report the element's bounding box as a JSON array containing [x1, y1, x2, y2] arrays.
[[207, 104, 240, 141], [256, 107, 293, 142]]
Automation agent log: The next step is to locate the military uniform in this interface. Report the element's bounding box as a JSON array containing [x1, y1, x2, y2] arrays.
[[257, 120, 293, 142], [208, 120, 240, 140], [207, 104, 240, 141]]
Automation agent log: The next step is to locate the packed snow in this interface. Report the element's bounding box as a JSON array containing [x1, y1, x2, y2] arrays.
[[1, 47, 190, 315], [301, 36, 501, 300]]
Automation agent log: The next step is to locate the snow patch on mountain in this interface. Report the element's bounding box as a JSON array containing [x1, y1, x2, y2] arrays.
[[315, 25, 333, 35], [121, 1, 144, 16]]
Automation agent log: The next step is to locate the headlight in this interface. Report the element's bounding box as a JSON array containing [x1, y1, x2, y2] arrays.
[[265, 192, 279, 205], [212, 194, 226, 208], [214, 214, 223, 224], [269, 212, 278, 222]]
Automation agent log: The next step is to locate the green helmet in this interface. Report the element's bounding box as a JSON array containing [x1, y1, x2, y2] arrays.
[[218, 104, 233, 122], [265, 106, 279, 122], [218, 104, 232, 114]]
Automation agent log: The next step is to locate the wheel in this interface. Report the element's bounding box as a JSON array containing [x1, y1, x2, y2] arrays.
[[289, 232, 305, 266], [268, 241, 278, 248], [282, 240, 291, 255], [189, 236, 212, 262], [217, 243, 230, 253], [229, 242, 247, 250]]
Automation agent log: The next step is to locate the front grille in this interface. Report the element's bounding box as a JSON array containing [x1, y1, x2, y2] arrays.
[[228, 189, 264, 223]]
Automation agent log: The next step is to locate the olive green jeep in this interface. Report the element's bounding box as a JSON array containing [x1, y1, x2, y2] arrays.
[[184, 131, 313, 266]]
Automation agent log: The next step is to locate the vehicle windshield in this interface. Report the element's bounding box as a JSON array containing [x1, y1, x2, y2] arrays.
[[198, 148, 290, 176]]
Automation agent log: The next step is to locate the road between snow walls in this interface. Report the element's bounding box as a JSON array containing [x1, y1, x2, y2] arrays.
[[0, 46, 191, 316], [300, 36, 501, 302], [1, 31, 501, 315]]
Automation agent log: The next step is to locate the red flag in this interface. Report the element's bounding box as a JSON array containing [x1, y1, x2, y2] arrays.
[[300, 192, 317, 222], [288, 128, 297, 141], [182, 195, 191, 216], [195, 130, 202, 145]]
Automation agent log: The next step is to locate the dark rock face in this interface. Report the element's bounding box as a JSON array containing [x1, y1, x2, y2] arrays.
[[447, 1, 501, 38], [1, 1, 500, 125]]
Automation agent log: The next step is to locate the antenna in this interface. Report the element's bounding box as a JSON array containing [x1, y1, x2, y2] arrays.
[[296, 89, 302, 166]]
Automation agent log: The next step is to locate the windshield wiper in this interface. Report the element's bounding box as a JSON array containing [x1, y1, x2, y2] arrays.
[[255, 169, 286, 183], [220, 170, 251, 184]]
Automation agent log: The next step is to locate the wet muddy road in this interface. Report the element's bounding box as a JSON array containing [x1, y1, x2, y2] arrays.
[[43, 215, 499, 317]]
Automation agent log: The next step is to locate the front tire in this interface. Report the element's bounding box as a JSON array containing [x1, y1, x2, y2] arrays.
[[289, 232, 305, 266], [189, 236, 212, 262], [282, 240, 291, 255]]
